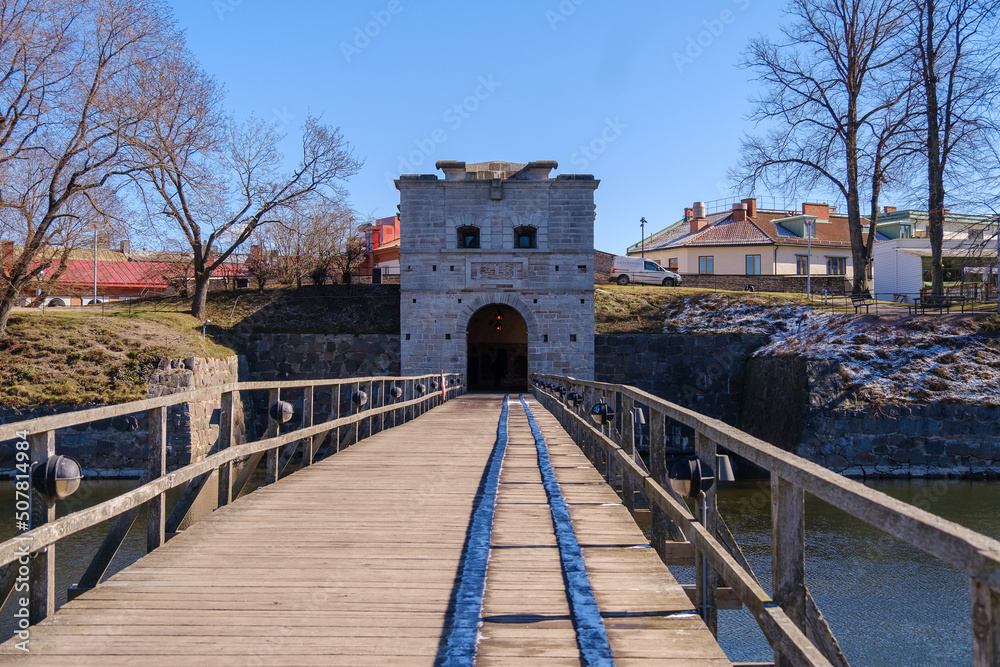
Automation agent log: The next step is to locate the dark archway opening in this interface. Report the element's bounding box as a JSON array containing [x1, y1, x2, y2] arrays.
[[467, 304, 528, 391]]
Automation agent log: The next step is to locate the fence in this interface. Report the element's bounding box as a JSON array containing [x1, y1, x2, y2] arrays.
[[531, 374, 1000, 667]]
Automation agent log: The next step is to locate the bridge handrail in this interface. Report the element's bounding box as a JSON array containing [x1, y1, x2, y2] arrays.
[[0, 372, 463, 631], [533, 374, 1000, 667], [0, 374, 445, 443]]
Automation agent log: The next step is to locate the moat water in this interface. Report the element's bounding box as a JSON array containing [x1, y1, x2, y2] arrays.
[[0, 478, 997, 664]]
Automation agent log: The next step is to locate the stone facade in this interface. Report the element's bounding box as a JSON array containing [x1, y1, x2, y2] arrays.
[[228, 333, 401, 381], [396, 160, 598, 381]]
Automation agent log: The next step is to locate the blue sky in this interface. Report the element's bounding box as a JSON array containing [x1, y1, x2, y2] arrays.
[[168, 0, 793, 254]]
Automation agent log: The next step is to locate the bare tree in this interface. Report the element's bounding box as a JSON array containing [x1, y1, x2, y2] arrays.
[[130, 50, 363, 319], [734, 0, 917, 293], [911, 0, 1000, 295], [0, 0, 180, 334]]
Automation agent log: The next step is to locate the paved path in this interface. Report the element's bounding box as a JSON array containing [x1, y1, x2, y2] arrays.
[[1, 394, 730, 665]]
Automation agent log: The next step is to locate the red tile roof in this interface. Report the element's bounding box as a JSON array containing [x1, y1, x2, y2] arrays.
[[644, 210, 860, 251], [32, 259, 248, 289]]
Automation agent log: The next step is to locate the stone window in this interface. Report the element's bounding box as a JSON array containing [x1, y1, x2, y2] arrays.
[[514, 225, 537, 249], [457, 226, 480, 249]]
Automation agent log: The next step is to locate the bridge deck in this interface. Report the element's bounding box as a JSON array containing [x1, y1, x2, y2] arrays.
[[2, 394, 730, 665]]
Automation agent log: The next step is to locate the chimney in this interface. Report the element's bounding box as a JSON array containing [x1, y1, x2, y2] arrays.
[[802, 202, 830, 219], [2, 240, 12, 267], [883, 206, 897, 214], [741, 198, 757, 217], [732, 203, 747, 222], [119, 239, 130, 255], [684, 207, 693, 221], [689, 201, 708, 234], [250, 244, 261, 256]]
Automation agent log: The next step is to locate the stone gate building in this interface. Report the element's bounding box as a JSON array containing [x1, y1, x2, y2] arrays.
[[396, 160, 598, 390]]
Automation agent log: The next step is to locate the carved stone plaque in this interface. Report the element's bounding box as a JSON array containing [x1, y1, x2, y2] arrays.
[[470, 262, 523, 281]]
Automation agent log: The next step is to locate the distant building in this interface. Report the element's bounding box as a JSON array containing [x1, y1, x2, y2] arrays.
[[627, 199, 865, 293], [872, 209, 997, 298], [359, 215, 401, 283], [1, 240, 249, 306]]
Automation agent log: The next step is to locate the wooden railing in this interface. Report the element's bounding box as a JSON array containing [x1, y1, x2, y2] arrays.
[[0, 372, 463, 632], [532, 374, 1000, 667]]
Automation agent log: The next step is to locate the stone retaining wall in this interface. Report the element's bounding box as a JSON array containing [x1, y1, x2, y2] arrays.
[[595, 333, 770, 426], [742, 353, 1000, 478], [229, 333, 401, 381], [679, 274, 850, 294]]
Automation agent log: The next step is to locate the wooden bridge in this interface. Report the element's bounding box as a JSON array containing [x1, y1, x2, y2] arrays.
[[0, 374, 999, 665]]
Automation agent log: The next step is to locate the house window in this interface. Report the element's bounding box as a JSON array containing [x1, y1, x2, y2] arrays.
[[826, 257, 847, 275], [796, 255, 809, 275], [514, 226, 537, 249], [667, 258, 678, 270], [698, 256, 714, 274], [746, 254, 761, 275], [457, 226, 479, 249]]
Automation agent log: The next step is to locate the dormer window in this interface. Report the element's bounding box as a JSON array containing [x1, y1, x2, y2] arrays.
[[457, 226, 480, 249], [514, 225, 537, 249]]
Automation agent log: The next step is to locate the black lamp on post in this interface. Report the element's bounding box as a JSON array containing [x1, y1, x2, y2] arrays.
[[640, 217, 647, 258]]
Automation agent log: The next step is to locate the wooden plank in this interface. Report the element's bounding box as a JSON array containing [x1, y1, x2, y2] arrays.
[[695, 430, 719, 637], [147, 406, 167, 552], [772, 475, 806, 667], [29, 429, 55, 624], [217, 390, 234, 508], [971, 579, 1000, 667]]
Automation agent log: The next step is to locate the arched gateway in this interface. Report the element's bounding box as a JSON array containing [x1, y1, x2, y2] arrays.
[[395, 160, 598, 385]]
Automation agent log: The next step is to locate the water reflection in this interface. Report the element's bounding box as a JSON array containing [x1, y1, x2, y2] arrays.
[[673, 479, 1000, 665]]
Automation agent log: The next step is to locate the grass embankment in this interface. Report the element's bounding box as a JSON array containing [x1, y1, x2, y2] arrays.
[[594, 284, 812, 334], [0, 308, 233, 406], [0, 284, 399, 407]]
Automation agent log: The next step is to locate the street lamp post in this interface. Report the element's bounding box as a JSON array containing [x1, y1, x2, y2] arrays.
[[640, 217, 647, 258]]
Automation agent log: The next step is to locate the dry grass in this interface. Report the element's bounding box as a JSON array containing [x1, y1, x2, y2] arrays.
[[0, 308, 233, 406]]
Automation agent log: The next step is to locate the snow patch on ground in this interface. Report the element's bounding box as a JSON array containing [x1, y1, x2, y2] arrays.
[[663, 293, 1000, 405]]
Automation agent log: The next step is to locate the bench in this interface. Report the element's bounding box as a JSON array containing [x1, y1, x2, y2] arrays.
[[850, 290, 874, 313], [908, 295, 967, 315]]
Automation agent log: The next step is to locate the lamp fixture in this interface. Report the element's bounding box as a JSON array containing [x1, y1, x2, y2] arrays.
[[494, 309, 503, 331], [31, 455, 83, 500]]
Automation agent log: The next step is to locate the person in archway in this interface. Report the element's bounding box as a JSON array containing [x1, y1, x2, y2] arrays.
[[492, 349, 507, 389]]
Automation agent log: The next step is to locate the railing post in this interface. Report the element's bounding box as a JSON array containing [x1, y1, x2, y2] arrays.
[[266, 388, 279, 484], [218, 391, 234, 507], [29, 429, 55, 624], [971, 579, 1000, 666], [301, 386, 315, 467], [695, 431, 719, 636], [147, 407, 167, 552], [621, 393, 635, 513], [332, 383, 341, 453], [772, 474, 807, 667]]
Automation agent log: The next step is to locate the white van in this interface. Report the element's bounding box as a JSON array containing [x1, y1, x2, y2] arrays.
[[610, 256, 683, 286]]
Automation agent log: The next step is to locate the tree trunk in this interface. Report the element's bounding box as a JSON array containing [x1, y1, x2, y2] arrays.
[[191, 272, 211, 320], [845, 127, 867, 294], [924, 0, 946, 297], [0, 288, 18, 336]]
